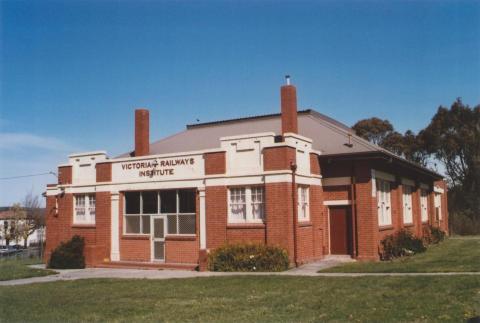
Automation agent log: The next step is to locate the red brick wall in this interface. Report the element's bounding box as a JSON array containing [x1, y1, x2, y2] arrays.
[[58, 166, 72, 185], [309, 185, 326, 259], [96, 162, 112, 182], [310, 153, 321, 175], [205, 186, 228, 249], [44, 192, 108, 266], [204, 152, 226, 175], [95, 192, 111, 262], [411, 186, 422, 236], [226, 224, 266, 244], [165, 237, 199, 264], [353, 162, 379, 261], [434, 180, 449, 233], [263, 146, 296, 171], [265, 182, 294, 261], [323, 185, 351, 201], [44, 196, 59, 262], [135, 109, 149, 156], [280, 84, 298, 134]]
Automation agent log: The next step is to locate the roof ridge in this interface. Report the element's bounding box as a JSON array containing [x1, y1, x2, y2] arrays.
[[186, 109, 313, 129]]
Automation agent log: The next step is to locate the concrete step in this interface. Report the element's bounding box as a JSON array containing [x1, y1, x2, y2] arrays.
[[323, 255, 356, 263], [96, 261, 197, 271]]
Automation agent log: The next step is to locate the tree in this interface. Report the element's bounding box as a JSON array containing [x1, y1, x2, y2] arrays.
[[352, 118, 394, 145], [20, 192, 44, 248], [352, 118, 428, 166], [4, 192, 44, 247], [420, 98, 480, 217]]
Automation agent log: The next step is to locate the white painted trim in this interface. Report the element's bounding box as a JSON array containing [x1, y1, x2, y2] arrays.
[[401, 177, 415, 187], [199, 189, 206, 250], [59, 172, 323, 193], [434, 186, 444, 194], [69, 151, 107, 158], [110, 148, 225, 164], [283, 132, 313, 143], [371, 169, 377, 197], [324, 200, 352, 206], [110, 192, 120, 261], [374, 170, 395, 182], [323, 177, 351, 186]]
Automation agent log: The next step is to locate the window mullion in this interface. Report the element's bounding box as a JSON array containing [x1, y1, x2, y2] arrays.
[[245, 187, 252, 222], [176, 190, 180, 234]]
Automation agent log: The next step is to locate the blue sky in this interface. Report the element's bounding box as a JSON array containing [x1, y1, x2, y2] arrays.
[[1, 0, 479, 206]]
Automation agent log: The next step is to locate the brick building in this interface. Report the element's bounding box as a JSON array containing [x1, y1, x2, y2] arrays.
[[44, 78, 448, 269]]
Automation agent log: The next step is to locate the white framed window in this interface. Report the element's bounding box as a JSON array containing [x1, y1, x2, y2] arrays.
[[376, 179, 392, 226], [402, 185, 413, 224], [434, 193, 442, 220], [251, 187, 265, 220], [124, 190, 196, 235], [297, 186, 309, 221], [228, 187, 264, 223], [74, 194, 95, 224], [420, 189, 429, 222]]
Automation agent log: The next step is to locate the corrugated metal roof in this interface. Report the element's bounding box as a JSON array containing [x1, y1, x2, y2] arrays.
[[119, 109, 375, 157], [116, 109, 441, 179]]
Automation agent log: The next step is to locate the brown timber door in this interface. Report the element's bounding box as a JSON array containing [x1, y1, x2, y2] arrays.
[[329, 206, 352, 255]]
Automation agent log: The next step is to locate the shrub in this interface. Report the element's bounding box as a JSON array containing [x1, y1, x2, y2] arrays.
[[208, 243, 289, 272], [381, 229, 426, 260], [48, 235, 85, 269], [428, 226, 446, 244]]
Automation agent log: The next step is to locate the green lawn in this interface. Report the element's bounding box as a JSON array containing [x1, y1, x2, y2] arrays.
[[321, 236, 480, 273], [0, 276, 479, 322], [0, 258, 56, 281]]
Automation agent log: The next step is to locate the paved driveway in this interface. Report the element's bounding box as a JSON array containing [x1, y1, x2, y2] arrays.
[[1, 259, 479, 286]]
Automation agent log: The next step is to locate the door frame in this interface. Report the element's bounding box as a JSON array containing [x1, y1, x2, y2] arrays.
[[151, 215, 166, 262]]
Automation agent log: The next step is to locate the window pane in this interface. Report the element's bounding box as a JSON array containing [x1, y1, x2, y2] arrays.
[[142, 191, 158, 214], [167, 214, 177, 234], [179, 190, 196, 213], [179, 214, 196, 234], [125, 192, 140, 214], [142, 215, 151, 234], [230, 188, 246, 220], [154, 241, 165, 260], [125, 216, 140, 233], [154, 218, 164, 239], [88, 194, 96, 207], [160, 190, 177, 213]]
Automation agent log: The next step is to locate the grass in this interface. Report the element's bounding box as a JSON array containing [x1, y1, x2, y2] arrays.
[[0, 276, 479, 322], [0, 258, 56, 281], [321, 236, 480, 273]]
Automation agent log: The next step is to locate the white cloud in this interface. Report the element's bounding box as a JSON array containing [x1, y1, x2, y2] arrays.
[[0, 132, 75, 152]]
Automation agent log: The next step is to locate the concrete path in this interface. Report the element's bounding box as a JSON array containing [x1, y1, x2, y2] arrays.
[[1, 260, 479, 286]]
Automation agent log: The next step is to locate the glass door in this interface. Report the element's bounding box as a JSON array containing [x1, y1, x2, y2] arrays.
[[151, 216, 165, 261]]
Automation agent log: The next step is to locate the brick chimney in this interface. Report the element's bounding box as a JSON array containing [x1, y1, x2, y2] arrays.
[[135, 109, 150, 157], [281, 75, 298, 134]]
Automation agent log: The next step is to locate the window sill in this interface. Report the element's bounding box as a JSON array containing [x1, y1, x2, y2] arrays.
[[227, 223, 266, 229], [298, 221, 312, 227], [122, 235, 150, 240], [404, 223, 414, 227], [71, 224, 96, 229], [165, 235, 197, 241], [379, 225, 394, 231]]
